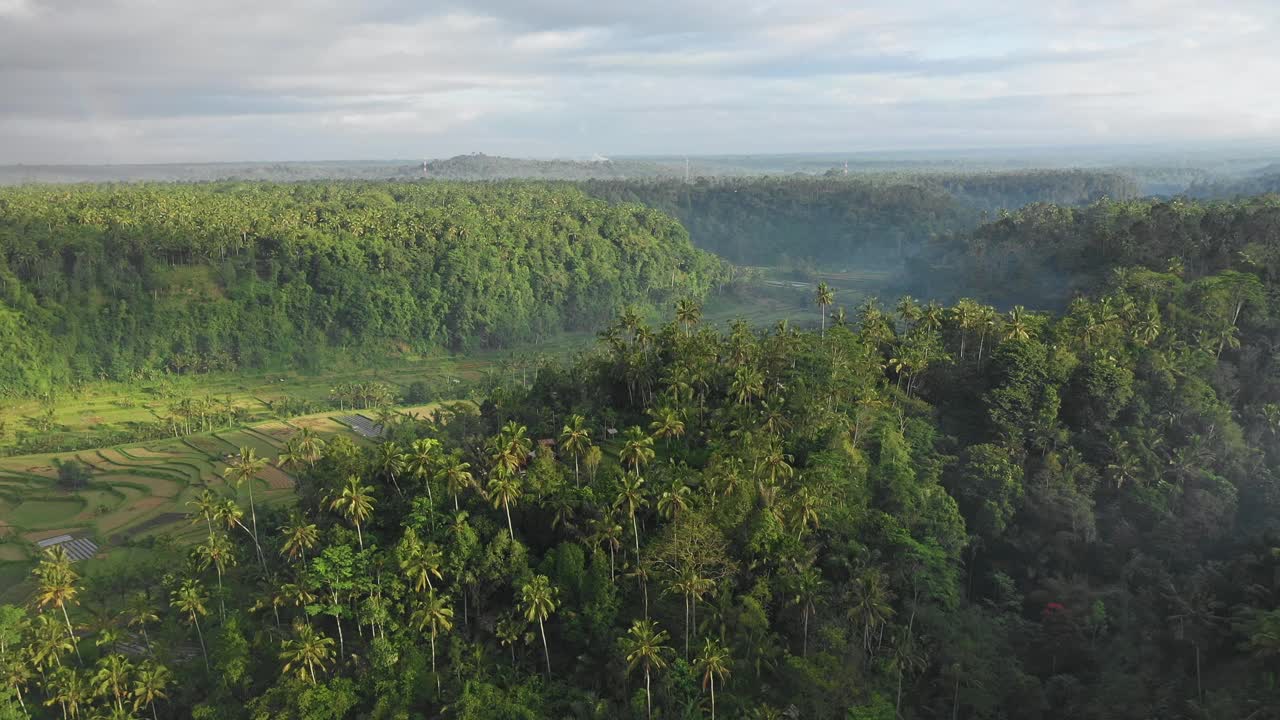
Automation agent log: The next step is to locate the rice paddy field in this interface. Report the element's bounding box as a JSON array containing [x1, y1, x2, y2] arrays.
[[0, 403, 443, 602]]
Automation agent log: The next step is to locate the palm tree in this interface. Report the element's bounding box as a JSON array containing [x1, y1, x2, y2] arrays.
[[131, 661, 170, 720], [520, 575, 558, 677], [186, 490, 220, 542], [223, 447, 268, 568], [295, 427, 325, 466], [92, 654, 133, 713], [29, 613, 74, 677], [815, 282, 834, 335], [407, 438, 440, 503], [490, 421, 532, 478], [171, 579, 210, 670], [792, 566, 825, 657], [1004, 306, 1032, 342], [675, 297, 702, 336], [559, 414, 592, 486], [275, 439, 305, 474], [194, 532, 236, 620], [280, 515, 319, 563], [657, 480, 691, 521], [410, 591, 454, 692], [438, 452, 475, 511], [695, 637, 732, 720], [622, 619, 672, 720], [1, 654, 32, 715], [280, 622, 335, 685], [619, 426, 655, 476], [730, 366, 764, 406], [615, 474, 649, 567], [487, 468, 523, 542], [46, 666, 91, 719], [849, 569, 896, 654], [374, 442, 408, 497], [329, 475, 375, 550], [33, 547, 82, 663], [648, 408, 685, 445], [398, 527, 444, 593], [589, 512, 624, 581], [791, 486, 822, 540]]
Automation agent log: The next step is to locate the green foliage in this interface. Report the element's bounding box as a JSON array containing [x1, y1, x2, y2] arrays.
[[0, 181, 725, 394]]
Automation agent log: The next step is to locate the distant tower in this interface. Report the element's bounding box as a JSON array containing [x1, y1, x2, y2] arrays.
[[422, 159, 429, 178], [685, 157, 690, 183], [843, 160, 848, 176]]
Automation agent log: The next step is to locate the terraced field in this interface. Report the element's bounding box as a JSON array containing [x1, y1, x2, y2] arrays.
[[0, 403, 441, 598]]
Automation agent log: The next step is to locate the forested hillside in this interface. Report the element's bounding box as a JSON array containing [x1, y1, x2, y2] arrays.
[[0, 183, 725, 396], [914, 195, 1280, 307], [581, 171, 1137, 266], [8, 261, 1280, 717]]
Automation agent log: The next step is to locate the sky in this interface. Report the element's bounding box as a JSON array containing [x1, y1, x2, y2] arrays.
[[1, 0, 1278, 164]]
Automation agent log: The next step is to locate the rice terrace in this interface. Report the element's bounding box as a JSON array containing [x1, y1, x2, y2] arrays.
[[0, 399, 447, 599]]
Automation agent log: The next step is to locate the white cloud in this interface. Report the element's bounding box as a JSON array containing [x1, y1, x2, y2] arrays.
[[0, 0, 1277, 162]]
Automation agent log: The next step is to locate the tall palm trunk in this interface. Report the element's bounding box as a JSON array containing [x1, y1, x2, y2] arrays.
[[431, 632, 439, 693], [60, 604, 82, 664], [504, 500, 515, 541], [645, 665, 653, 720], [245, 480, 266, 570], [710, 674, 716, 720], [192, 615, 209, 670], [539, 618, 552, 677]]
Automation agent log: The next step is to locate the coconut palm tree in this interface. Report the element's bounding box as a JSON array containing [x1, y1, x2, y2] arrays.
[[675, 297, 702, 336], [490, 421, 532, 478], [657, 480, 691, 521], [487, 467, 523, 542], [615, 474, 649, 568], [398, 527, 444, 593], [695, 637, 732, 720], [295, 427, 325, 466], [438, 452, 475, 511], [29, 613, 74, 677], [791, 566, 825, 657], [329, 475, 375, 550], [559, 415, 592, 486], [589, 511, 624, 581], [186, 491, 220, 542], [520, 575, 558, 678], [622, 619, 672, 720], [131, 661, 170, 720], [1004, 306, 1032, 341], [280, 621, 335, 685], [275, 439, 305, 474], [815, 282, 834, 335], [171, 579, 209, 670], [194, 532, 236, 620], [223, 447, 268, 566], [410, 590, 454, 692], [374, 442, 407, 498], [46, 666, 91, 719], [92, 654, 133, 713], [33, 547, 82, 663], [1, 654, 32, 715], [648, 408, 685, 446], [619, 426, 655, 476], [280, 515, 319, 563], [407, 438, 440, 503]]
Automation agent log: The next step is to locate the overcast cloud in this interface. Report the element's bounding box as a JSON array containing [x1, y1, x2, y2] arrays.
[[1, 0, 1278, 163]]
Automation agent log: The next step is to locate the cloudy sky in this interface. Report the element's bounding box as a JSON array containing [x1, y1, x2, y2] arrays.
[[1, 0, 1278, 163]]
